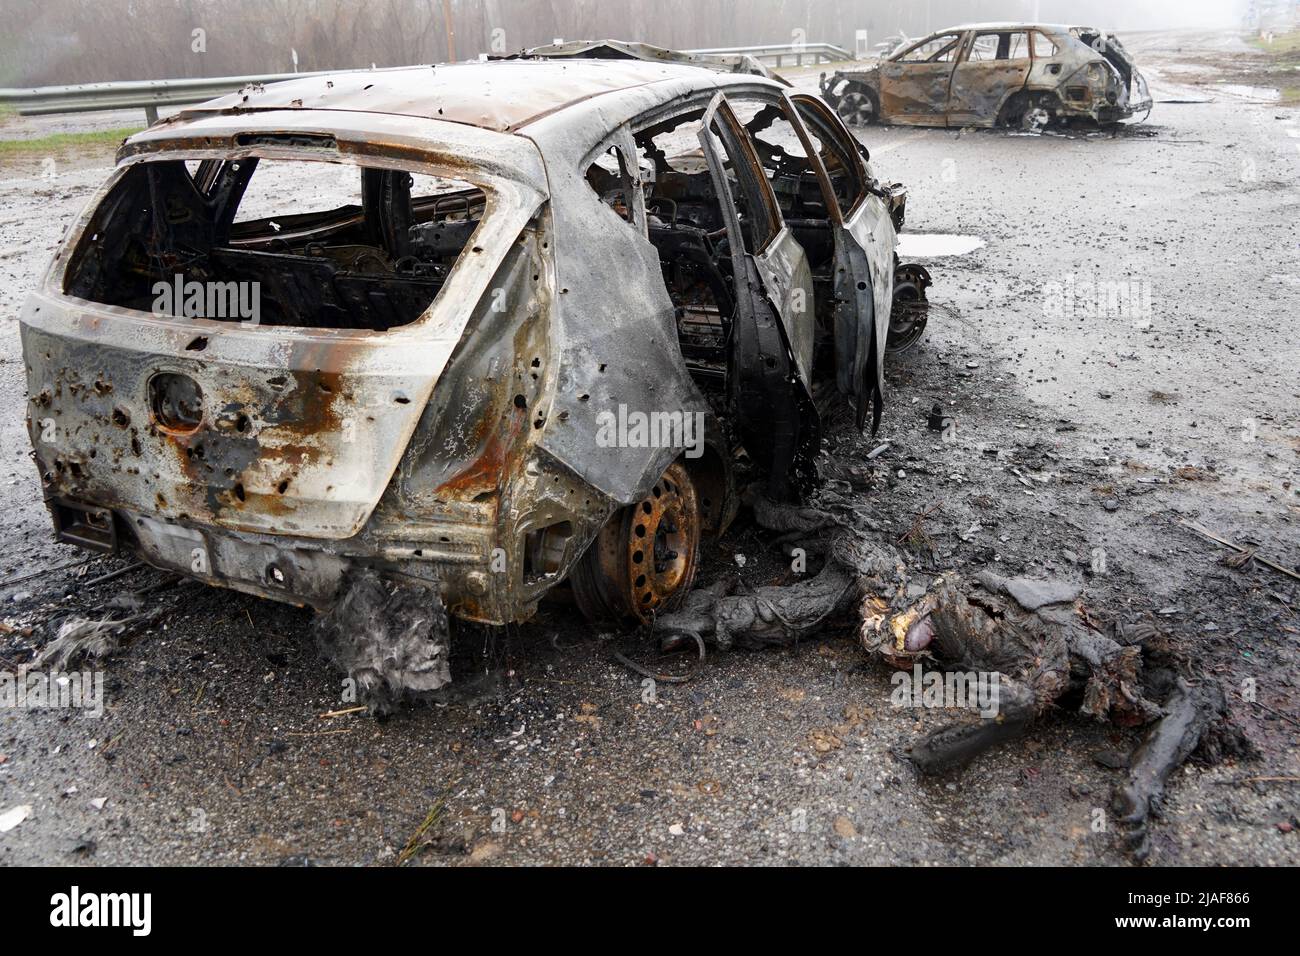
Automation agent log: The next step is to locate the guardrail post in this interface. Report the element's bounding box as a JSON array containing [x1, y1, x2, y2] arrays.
[[145, 105, 158, 125]]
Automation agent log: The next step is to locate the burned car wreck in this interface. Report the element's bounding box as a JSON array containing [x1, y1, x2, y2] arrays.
[[21, 58, 929, 701], [820, 23, 1153, 129], [512, 37, 788, 85]]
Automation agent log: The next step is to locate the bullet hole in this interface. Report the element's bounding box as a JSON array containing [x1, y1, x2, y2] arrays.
[[513, 394, 527, 409], [185, 335, 208, 351], [233, 483, 246, 502], [111, 406, 130, 428]]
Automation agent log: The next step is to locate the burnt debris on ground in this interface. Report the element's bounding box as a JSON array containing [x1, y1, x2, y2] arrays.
[[654, 461, 1258, 860]]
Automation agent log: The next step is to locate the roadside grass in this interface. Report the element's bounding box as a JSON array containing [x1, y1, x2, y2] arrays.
[[0, 126, 141, 158], [1248, 29, 1300, 56], [1246, 30, 1300, 103], [395, 789, 454, 866]]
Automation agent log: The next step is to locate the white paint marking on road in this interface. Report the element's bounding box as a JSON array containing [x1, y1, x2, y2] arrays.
[[1215, 83, 1282, 103], [896, 233, 986, 259], [870, 130, 930, 154]]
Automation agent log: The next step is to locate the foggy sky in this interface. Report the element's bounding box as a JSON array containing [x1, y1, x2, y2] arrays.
[[1032, 0, 1249, 31], [0, 0, 1268, 88]]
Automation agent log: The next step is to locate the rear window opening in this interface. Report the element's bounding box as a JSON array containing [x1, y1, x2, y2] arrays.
[[63, 157, 488, 331]]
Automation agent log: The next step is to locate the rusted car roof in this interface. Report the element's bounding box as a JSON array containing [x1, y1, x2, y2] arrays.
[[186, 60, 726, 133]]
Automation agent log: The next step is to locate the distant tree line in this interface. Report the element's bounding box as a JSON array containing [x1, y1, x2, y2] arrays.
[[1, 0, 1043, 86]]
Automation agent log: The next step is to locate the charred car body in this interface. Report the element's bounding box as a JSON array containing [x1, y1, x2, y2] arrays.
[[820, 23, 1152, 129], [514, 38, 788, 84], [22, 58, 919, 634]]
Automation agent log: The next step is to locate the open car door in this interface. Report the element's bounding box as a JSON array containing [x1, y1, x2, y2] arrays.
[[697, 92, 819, 500], [789, 92, 896, 433]]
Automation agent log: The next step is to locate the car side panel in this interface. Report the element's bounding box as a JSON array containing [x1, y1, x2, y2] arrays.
[[879, 59, 957, 126], [947, 32, 1033, 126]]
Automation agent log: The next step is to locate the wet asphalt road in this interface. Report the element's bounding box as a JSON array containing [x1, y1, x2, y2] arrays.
[[0, 31, 1297, 866]]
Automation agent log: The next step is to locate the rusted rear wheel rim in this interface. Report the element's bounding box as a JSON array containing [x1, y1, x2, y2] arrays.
[[627, 465, 698, 616], [571, 461, 701, 626]]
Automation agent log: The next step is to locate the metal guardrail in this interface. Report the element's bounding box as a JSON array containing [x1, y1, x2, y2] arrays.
[[0, 70, 333, 124], [0, 43, 855, 125], [687, 42, 854, 66]]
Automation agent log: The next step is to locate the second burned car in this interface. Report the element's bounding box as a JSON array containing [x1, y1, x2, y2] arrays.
[[22, 55, 922, 655], [821, 23, 1153, 130]]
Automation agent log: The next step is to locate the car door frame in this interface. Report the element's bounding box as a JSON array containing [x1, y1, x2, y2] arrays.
[[879, 31, 966, 126], [695, 92, 820, 498], [947, 29, 1034, 126], [1026, 29, 1069, 92], [788, 91, 896, 432]]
